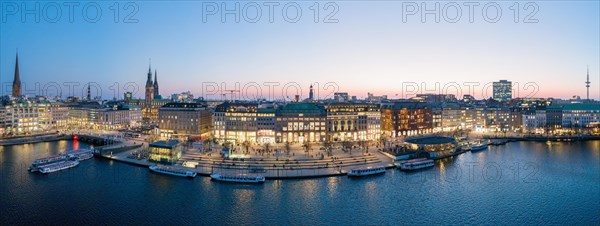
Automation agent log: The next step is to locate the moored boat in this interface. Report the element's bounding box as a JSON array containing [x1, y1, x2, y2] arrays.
[[38, 160, 80, 174], [29, 155, 67, 172], [348, 166, 386, 177], [470, 143, 488, 152], [149, 165, 197, 178], [66, 149, 94, 161], [210, 174, 265, 183], [396, 158, 434, 171]]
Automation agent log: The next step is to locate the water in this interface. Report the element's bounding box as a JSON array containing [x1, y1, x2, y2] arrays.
[[1, 140, 599, 225]]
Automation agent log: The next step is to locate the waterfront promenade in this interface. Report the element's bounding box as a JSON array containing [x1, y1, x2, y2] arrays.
[[99, 143, 395, 179]]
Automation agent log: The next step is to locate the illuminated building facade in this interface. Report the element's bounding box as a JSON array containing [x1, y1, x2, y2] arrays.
[[158, 102, 212, 140], [275, 103, 326, 143], [148, 140, 182, 165], [561, 104, 600, 128], [324, 103, 380, 141], [381, 102, 433, 137], [213, 102, 258, 144], [493, 80, 512, 102]]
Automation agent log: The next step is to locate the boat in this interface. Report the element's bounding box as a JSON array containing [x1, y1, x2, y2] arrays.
[[210, 174, 265, 183], [460, 143, 471, 151], [38, 160, 80, 174], [182, 161, 198, 168], [470, 143, 488, 152], [396, 158, 434, 171], [348, 166, 386, 177], [149, 165, 197, 178], [29, 155, 67, 172], [66, 149, 94, 161]]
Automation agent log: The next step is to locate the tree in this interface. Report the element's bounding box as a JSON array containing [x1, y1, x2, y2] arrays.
[[284, 141, 292, 157], [302, 141, 311, 156], [242, 140, 251, 154], [323, 140, 333, 156], [342, 140, 353, 155], [263, 142, 271, 154], [358, 140, 369, 154]]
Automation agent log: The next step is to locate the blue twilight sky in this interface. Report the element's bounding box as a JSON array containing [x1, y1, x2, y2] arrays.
[[0, 1, 599, 100]]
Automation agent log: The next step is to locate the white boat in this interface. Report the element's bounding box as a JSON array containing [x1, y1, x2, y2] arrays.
[[149, 165, 197, 178], [397, 159, 434, 171], [39, 160, 80, 174], [348, 166, 386, 177], [66, 149, 94, 161], [471, 143, 488, 152], [29, 155, 67, 172], [210, 174, 265, 183], [394, 158, 428, 166], [182, 161, 198, 169]]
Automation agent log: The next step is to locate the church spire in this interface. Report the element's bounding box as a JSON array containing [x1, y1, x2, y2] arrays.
[[12, 50, 22, 97], [153, 70, 159, 97], [146, 59, 153, 87]]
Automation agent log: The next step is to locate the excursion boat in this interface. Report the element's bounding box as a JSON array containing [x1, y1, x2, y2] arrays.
[[210, 174, 265, 183], [29, 155, 67, 172], [149, 165, 197, 178], [38, 160, 80, 174], [66, 149, 94, 161], [470, 143, 488, 152], [348, 166, 386, 177], [396, 158, 434, 171]]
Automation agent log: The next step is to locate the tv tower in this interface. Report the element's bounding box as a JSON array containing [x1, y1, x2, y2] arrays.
[[585, 66, 590, 100]]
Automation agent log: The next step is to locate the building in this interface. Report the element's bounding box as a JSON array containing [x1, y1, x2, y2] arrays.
[[561, 104, 600, 129], [333, 92, 350, 102], [148, 140, 182, 165], [404, 136, 457, 158], [275, 102, 326, 143], [366, 93, 387, 103], [0, 100, 50, 135], [213, 102, 258, 144], [68, 103, 142, 130], [171, 91, 194, 103], [546, 105, 563, 129], [131, 62, 167, 122], [256, 108, 276, 144], [324, 103, 380, 142], [158, 102, 212, 140], [493, 80, 512, 102], [415, 94, 457, 104], [381, 101, 433, 137], [439, 103, 461, 131], [485, 107, 512, 132], [522, 109, 546, 133]]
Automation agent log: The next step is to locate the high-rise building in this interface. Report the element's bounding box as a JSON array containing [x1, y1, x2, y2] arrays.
[[12, 52, 22, 97], [493, 80, 512, 102]]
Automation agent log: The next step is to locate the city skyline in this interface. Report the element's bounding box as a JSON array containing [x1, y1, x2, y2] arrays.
[[1, 1, 599, 100]]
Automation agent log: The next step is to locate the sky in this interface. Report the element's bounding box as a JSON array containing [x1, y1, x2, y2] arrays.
[[0, 1, 599, 101]]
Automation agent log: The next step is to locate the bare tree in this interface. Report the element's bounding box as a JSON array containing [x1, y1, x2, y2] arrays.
[[284, 141, 292, 157], [242, 140, 251, 154], [302, 141, 311, 156]]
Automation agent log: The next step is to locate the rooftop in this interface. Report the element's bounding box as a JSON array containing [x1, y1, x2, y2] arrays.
[[149, 140, 181, 148], [405, 136, 455, 145]]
